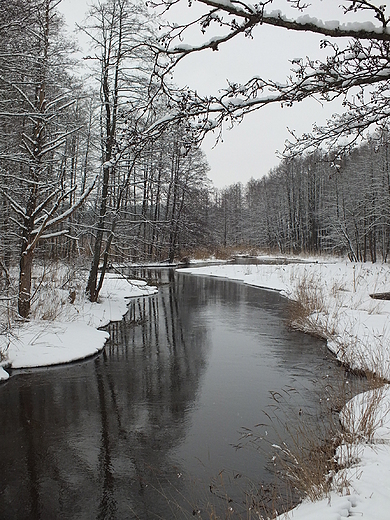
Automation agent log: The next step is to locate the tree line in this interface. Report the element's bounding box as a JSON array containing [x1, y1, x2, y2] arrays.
[[210, 129, 390, 262]]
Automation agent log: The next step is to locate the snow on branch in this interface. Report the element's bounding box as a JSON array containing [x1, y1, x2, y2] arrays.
[[37, 229, 70, 240], [146, 36, 390, 151], [31, 188, 62, 220], [154, 0, 390, 62], [147, 0, 390, 153], [26, 176, 97, 254], [283, 90, 390, 157]]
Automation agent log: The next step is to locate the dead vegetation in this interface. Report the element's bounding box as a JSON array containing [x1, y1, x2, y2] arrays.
[[266, 269, 390, 517], [0, 260, 87, 360]]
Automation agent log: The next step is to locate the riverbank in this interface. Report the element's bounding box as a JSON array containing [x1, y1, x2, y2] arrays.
[[0, 272, 157, 381], [180, 259, 390, 520]]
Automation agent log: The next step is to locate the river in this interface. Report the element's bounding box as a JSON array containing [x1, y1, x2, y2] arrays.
[[0, 268, 361, 519]]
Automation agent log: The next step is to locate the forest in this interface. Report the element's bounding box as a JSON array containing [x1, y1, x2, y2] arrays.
[[0, 0, 389, 319]]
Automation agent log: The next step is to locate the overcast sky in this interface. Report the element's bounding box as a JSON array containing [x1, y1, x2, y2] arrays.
[[58, 0, 348, 188]]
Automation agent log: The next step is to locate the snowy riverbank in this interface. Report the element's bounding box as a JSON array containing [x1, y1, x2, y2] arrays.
[[0, 273, 157, 381], [180, 260, 390, 520]]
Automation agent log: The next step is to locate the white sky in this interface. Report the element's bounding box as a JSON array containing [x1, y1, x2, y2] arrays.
[[58, 0, 352, 188]]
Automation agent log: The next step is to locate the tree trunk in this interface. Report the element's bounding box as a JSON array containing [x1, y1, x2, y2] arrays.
[[18, 250, 33, 318], [86, 162, 111, 302]]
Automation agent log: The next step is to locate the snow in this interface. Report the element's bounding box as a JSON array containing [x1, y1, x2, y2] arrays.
[[179, 259, 390, 520], [172, 43, 193, 52], [263, 9, 388, 35], [0, 273, 157, 378]]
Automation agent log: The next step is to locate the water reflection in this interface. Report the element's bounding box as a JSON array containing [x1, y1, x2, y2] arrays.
[[0, 270, 360, 519]]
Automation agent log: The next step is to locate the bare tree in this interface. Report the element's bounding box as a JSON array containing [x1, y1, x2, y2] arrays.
[[0, 0, 96, 318], [82, 0, 159, 302]]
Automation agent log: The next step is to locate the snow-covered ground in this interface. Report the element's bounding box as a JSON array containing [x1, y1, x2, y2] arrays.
[[0, 273, 157, 381], [180, 260, 390, 520]]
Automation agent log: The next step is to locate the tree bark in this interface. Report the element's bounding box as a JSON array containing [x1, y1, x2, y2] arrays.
[[18, 250, 33, 318]]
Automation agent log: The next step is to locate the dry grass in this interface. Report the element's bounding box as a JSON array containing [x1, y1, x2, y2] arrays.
[[282, 269, 389, 508], [267, 401, 340, 502], [287, 273, 332, 340], [29, 261, 86, 321], [340, 383, 389, 443], [232, 404, 335, 516], [0, 262, 85, 324], [0, 260, 87, 359], [230, 363, 388, 520], [287, 268, 390, 382], [185, 470, 296, 520], [329, 328, 390, 383]]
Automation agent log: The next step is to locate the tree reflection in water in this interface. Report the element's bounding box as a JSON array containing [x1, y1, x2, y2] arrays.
[[0, 271, 211, 519]]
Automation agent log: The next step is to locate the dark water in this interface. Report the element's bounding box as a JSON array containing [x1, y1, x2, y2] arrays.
[[0, 269, 357, 519]]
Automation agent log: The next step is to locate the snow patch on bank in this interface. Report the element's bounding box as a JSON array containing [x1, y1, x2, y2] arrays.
[[0, 273, 157, 378]]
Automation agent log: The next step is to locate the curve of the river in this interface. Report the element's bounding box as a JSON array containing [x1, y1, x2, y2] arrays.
[[0, 268, 363, 519]]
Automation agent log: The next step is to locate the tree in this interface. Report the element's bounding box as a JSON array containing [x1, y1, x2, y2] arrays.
[[0, 0, 95, 318], [82, 0, 158, 302], [203, 127, 390, 261], [81, 0, 212, 296], [93, 118, 211, 264], [151, 0, 390, 153]]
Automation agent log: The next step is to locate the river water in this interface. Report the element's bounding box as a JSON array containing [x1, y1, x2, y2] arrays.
[[0, 268, 360, 519]]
